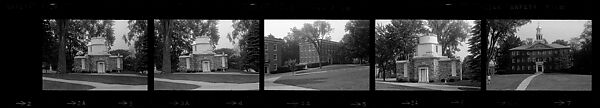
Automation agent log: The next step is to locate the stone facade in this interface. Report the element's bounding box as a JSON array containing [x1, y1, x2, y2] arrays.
[[299, 39, 340, 65], [508, 25, 571, 74], [177, 36, 228, 72], [73, 37, 123, 73], [395, 35, 462, 83]]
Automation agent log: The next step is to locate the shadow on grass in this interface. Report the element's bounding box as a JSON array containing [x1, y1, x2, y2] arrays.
[[273, 78, 327, 86], [43, 80, 95, 90]]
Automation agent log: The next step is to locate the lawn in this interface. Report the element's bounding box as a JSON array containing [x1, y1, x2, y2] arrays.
[[42, 74, 148, 85], [154, 74, 259, 83], [431, 80, 482, 87], [527, 73, 592, 91], [154, 81, 200, 90], [293, 64, 364, 74], [376, 82, 438, 91], [487, 74, 533, 90], [43, 80, 95, 90]]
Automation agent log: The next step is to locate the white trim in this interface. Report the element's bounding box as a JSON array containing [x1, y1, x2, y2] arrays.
[[403, 63, 408, 77], [418, 67, 429, 83], [186, 58, 190, 69], [451, 61, 456, 76], [81, 59, 86, 69]]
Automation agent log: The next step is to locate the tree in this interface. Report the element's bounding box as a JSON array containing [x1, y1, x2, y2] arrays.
[[551, 39, 569, 46], [573, 21, 592, 74], [214, 48, 236, 56], [487, 20, 530, 63], [42, 19, 116, 73], [495, 35, 523, 73], [154, 20, 220, 72], [427, 20, 471, 57], [343, 20, 371, 63], [123, 20, 149, 72], [375, 20, 428, 80], [297, 21, 334, 68], [229, 20, 261, 72], [280, 33, 300, 64], [467, 20, 482, 82]]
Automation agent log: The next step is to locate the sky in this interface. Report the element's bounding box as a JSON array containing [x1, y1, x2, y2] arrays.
[[514, 20, 589, 43], [264, 20, 351, 42], [111, 20, 130, 50], [110, 20, 237, 50], [375, 20, 476, 60]]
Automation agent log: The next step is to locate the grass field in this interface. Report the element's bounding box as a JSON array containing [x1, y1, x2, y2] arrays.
[[487, 74, 532, 90], [43, 80, 95, 90], [42, 74, 147, 85], [155, 74, 258, 83]]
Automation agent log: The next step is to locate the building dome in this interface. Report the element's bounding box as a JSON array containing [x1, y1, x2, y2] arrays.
[[419, 34, 438, 44], [88, 37, 106, 46], [193, 36, 210, 45]]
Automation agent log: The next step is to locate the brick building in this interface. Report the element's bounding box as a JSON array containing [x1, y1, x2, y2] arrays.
[[177, 36, 228, 72], [264, 36, 284, 73], [508, 24, 572, 73], [395, 34, 462, 83], [73, 37, 123, 73], [299, 39, 340, 65]]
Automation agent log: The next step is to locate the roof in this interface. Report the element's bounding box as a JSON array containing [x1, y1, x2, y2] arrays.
[[509, 42, 570, 51]]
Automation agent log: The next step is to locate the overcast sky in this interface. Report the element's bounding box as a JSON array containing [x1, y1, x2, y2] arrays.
[[515, 20, 589, 42], [264, 20, 351, 42], [110, 20, 237, 50], [375, 20, 476, 60]]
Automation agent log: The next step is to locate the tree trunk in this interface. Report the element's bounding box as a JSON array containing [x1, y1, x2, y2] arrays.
[[57, 20, 68, 73], [162, 20, 172, 73]]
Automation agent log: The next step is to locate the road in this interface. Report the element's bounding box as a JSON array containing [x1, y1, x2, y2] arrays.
[[266, 64, 369, 90]]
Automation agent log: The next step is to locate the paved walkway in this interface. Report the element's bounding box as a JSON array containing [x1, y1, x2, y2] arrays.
[[376, 81, 479, 91], [264, 76, 317, 90], [171, 72, 258, 75], [515, 73, 543, 90], [42, 77, 147, 90], [69, 73, 146, 77], [154, 78, 258, 90]]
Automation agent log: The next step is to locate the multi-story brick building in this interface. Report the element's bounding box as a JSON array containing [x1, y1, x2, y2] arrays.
[[264, 36, 284, 73], [299, 39, 340, 65], [508, 24, 571, 73]]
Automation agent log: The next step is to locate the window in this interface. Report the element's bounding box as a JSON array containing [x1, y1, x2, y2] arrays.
[[436, 46, 438, 53], [273, 54, 277, 61], [512, 66, 515, 70], [274, 45, 277, 51]]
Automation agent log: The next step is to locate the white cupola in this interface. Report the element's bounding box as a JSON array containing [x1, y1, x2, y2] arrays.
[[87, 37, 110, 55], [416, 34, 442, 57], [192, 35, 215, 54]]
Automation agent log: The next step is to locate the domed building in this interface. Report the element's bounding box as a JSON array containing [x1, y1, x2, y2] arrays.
[[73, 37, 123, 73], [395, 34, 462, 83], [177, 36, 228, 72]]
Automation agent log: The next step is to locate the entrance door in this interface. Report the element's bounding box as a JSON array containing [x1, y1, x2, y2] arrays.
[[536, 62, 544, 73], [202, 61, 211, 72], [418, 67, 429, 83], [97, 62, 105, 73]]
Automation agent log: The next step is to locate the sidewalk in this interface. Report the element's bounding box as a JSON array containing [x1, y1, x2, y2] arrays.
[[69, 73, 146, 77], [171, 72, 258, 75], [515, 73, 543, 90], [154, 78, 258, 90], [42, 77, 147, 90], [377, 81, 479, 91], [264, 76, 316, 90]]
